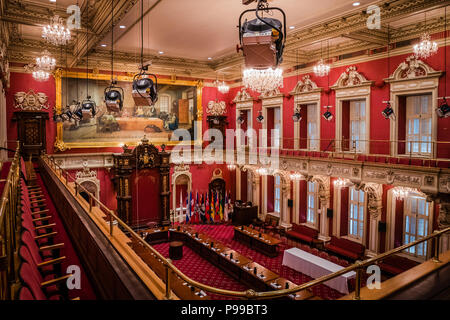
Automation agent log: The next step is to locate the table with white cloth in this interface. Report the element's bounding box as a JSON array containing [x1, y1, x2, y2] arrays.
[[282, 247, 356, 294]]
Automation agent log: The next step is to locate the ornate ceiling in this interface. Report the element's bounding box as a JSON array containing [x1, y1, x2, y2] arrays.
[[1, 0, 450, 80]]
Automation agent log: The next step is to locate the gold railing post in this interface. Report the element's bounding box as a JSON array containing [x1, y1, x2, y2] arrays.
[[353, 261, 363, 300], [165, 263, 172, 300], [432, 232, 441, 263], [89, 194, 93, 213]]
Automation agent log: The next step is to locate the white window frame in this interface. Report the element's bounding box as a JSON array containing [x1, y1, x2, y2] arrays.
[[292, 92, 321, 150], [349, 100, 367, 153], [335, 95, 371, 154], [348, 187, 366, 243], [307, 103, 320, 151], [274, 175, 281, 214], [403, 194, 431, 259], [261, 91, 284, 149], [306, 181, 319, 228], [236, 108, 253, 148], [156, 94, 171, 114], [405, 95, 432, 156]]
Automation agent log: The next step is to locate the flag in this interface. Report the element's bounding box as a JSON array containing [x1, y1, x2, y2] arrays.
[[179, 190, 183, 219], [224, 192, 228, 222], [210, 192, 215, 222], [205, 193, 210, 222], [214, 192, 220, 222], [185, 194, 190, 223], [190, 191, 194, 223]]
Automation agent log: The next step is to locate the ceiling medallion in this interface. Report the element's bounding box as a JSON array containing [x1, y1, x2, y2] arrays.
[[242, 68, 283, 94], [42, 15, 71, 46], [313, 59, 330, 77], [413, 33, 438, 59]]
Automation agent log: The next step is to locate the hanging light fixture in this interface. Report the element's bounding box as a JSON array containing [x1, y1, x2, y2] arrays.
[[237, 112, 245, 125], [132, 0, 158, 106], [323, 107, 333, 121], [215, 75, 230, 94], [32, 68, 50, 82], [104, 0, 124, 113], [413, 12, 438, 59], [413, 33, 438, 59], [242, 68, 283, 93], [334, 178, 349, 188], [382, 102, 396, 120], [314, 41, 330, 77], [292, 105, 302, 122], [256, 110, 264, 123], [290, 173, 302, 180], [437, 8, 450, 119], [238, 0, 286, 94], [35, 50, 56, 71], [42, 15, 71, 46], [381, 25, 395, 121], [80, 4, 96, 120]]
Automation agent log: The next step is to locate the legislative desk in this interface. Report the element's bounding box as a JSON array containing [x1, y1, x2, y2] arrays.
[[266, 277, 314, 300], [232, 204, 258, 225], [241, 261, 279, 291], [136, 226, 312, 300], [143, 226, 169, 244], [234, 226, 281, 257]]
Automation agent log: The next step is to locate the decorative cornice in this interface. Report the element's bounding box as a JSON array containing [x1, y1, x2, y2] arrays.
[[331, 66, 373, 89], [290, 75, 322, 95]]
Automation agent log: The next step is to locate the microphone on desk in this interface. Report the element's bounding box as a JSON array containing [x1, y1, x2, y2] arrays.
[[177, 226, 180, 231], [253, 267, 257, 275], [285, 282, 289, 289], [210, 242, 214, 248], [259, 232, 262, 238], [190, 286, 195, 292], [230, 253, 233, 260], [195, 232, 199, 238]]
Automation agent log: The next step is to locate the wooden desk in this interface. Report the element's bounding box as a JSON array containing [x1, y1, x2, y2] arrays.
[[241, 261, 279, 291], [171, 274, 210, 300], [233, 205, 258, 225], [143, 227, 169, 244], [219, 249, 251, 281], [266, 277, 314, 300], [234, 226, 281, 257]]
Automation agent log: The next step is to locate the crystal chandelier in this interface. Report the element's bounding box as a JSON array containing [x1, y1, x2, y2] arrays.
[[290, 173, 302, 181], [242, 68, 283, 94], [35, 50, 56, 71], [32, 69, 50, 82], [313, 59, 330, 77], [217, 80, 230, 94], [334, 178, 349, 188], [413, 33, 438, 59], [42, 15, 71, 46], [392, 187, 417, 200]]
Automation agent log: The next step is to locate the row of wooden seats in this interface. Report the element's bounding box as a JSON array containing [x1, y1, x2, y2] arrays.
[[16, 163, 76, 300]]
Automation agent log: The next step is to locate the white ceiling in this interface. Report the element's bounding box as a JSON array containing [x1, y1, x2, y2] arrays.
[[99, 0, 378, 60]]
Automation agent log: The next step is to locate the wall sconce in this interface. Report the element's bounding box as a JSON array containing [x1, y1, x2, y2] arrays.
[[323, 106, 333, 121], [292, 106, 302, 122], [256, 111, 264, 123]]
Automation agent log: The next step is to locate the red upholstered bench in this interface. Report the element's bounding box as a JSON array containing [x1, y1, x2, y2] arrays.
[[325, 236, 365, 260], [378, 255, 419, 275], [286, 223, 319, 245]]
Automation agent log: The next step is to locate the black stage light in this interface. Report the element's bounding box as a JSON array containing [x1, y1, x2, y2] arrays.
[[292, 107, 302, 122], [436, 99, 450, 118], [382, 103, 396, 120], [132, 65, 158, 106], [104, 81, 124, 113], [237, 113, 245, 125], [256, 111, 264, 123], [323, 109, 333, 121]]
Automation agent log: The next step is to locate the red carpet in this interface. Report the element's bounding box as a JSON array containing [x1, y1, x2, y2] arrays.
[[191, 224, 345, 300], [152, 242, 248, 300], [34, 170, 97, 300]]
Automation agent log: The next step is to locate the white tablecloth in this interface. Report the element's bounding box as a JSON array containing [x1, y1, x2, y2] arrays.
[[282, 248, 356, 294]]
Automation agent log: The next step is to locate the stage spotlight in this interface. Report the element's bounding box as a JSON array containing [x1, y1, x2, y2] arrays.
[[292, 107, 301, 122], [436, 99, 450, 118], [256, 111, 264, 123], [237, 113, 245, 125], [382, 103, 396, 120], [323, 109, 333, 121]]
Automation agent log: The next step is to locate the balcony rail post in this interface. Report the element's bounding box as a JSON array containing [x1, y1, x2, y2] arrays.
[[109, 210, 114, 236], [432, 231, 441, 263], [89, 194, 93, 213], [164, 262, 172, 300], [353, 260, 363, 300]]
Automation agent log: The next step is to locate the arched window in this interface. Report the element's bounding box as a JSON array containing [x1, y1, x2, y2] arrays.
[[349, 187, 365, 240]]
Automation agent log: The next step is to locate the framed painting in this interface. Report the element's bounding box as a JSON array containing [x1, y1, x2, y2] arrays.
[[53, 69, 203, 151]]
